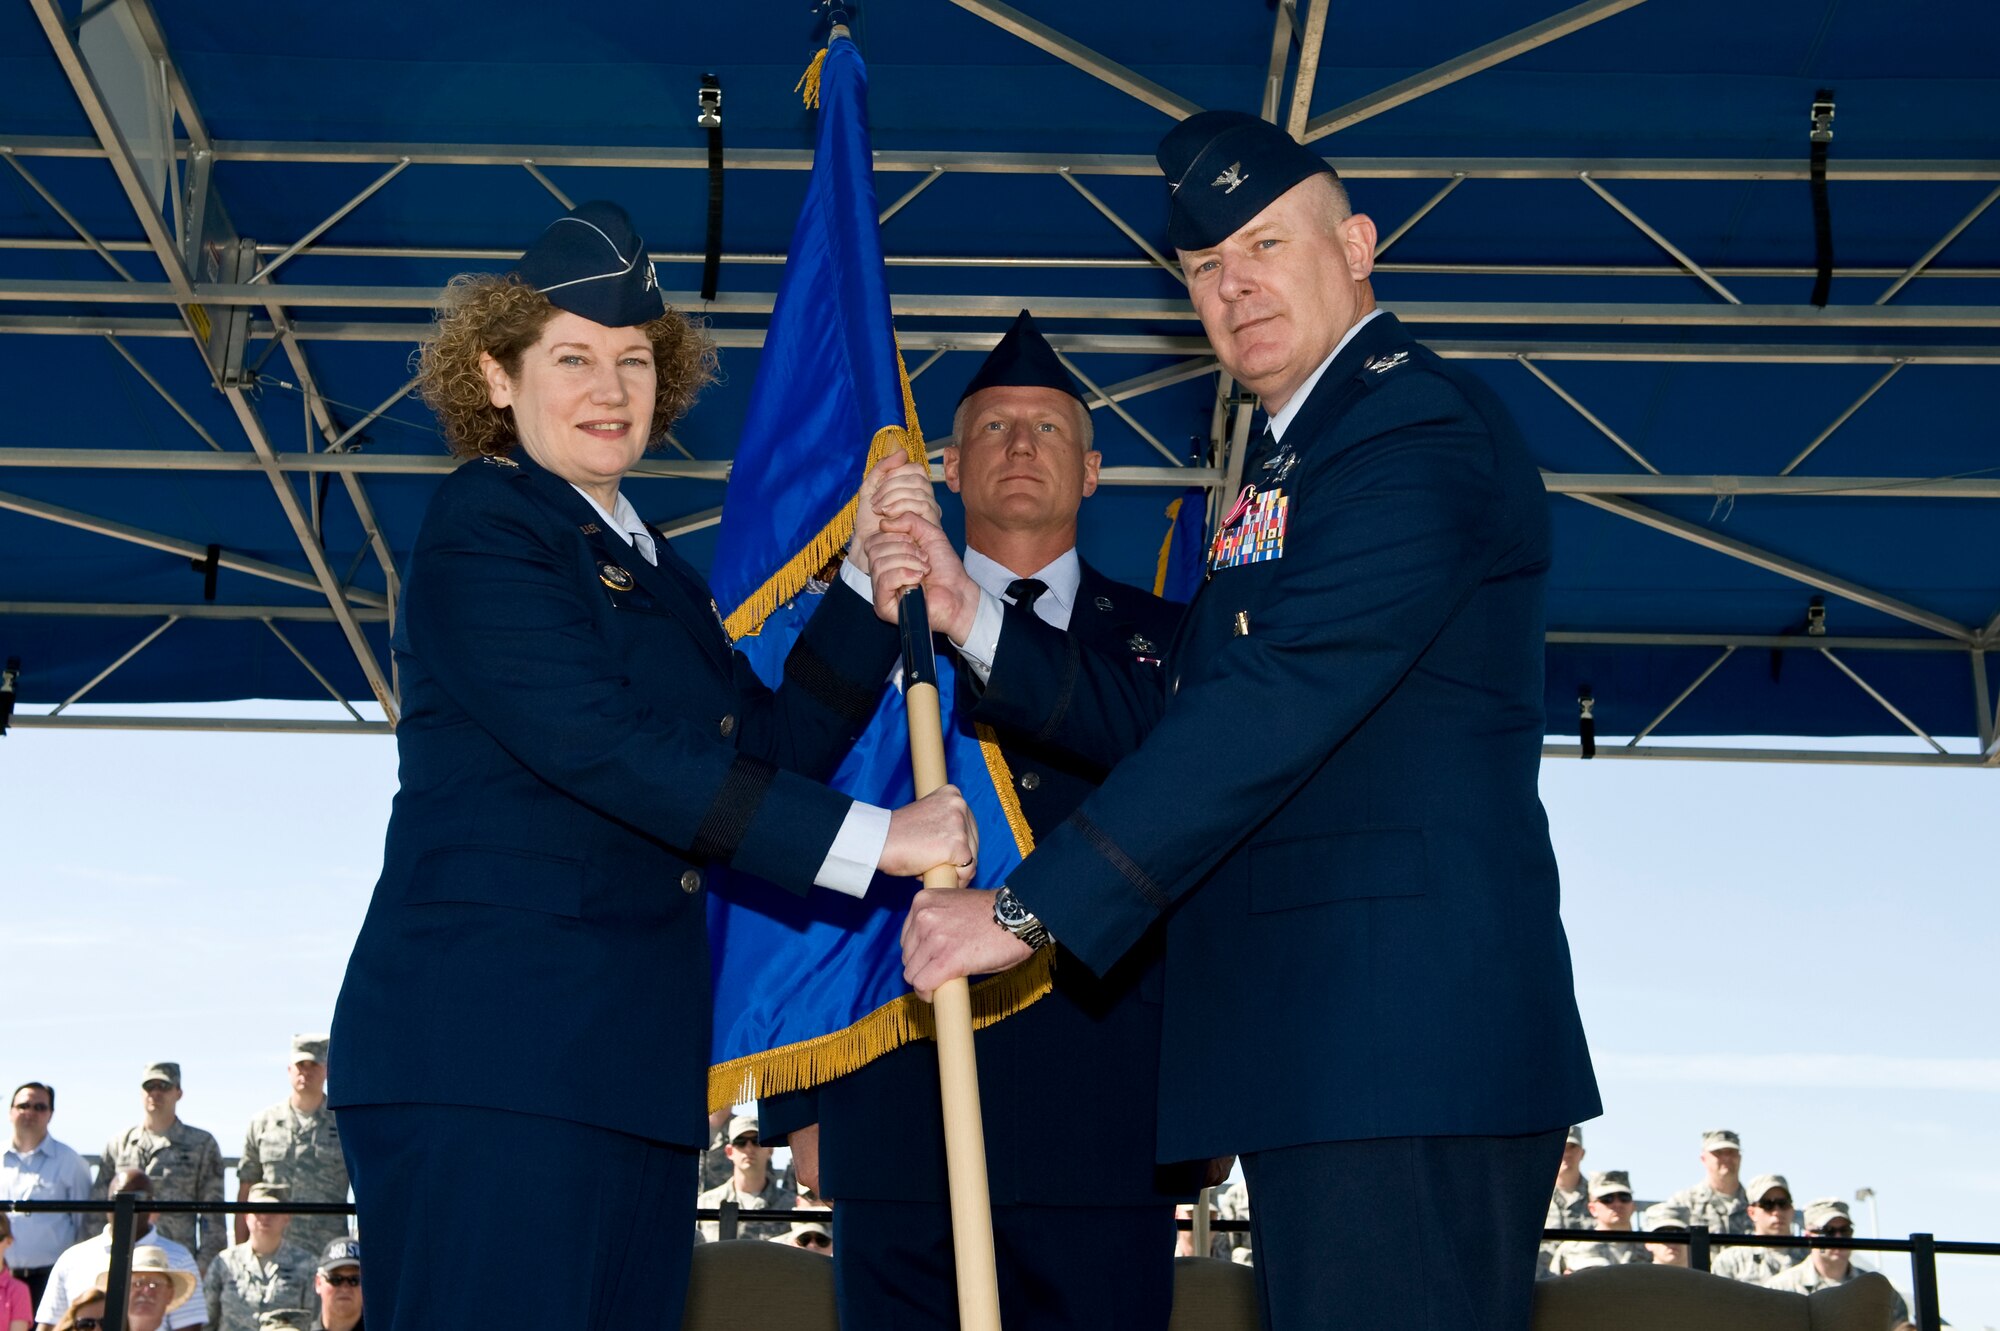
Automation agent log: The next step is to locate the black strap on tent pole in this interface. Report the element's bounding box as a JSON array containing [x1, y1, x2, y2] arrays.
[[0, 657, 20, 736], [1577, 686, 1596, 759], [190, 543, 221, 601], [1809, 89, 1836, 307], [698, 75, 724, 303]]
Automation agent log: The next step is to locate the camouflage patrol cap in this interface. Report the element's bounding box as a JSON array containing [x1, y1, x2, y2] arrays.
[[1642, 1200, 1692, 1231], [726, 1113, 759, 1142], [288, 1034, 329, 1065], [1565, 1125, 1585, 1147], [246, 1182, 290, 1204], [1747, 1174, 1792, 1204], [1804, 1198, 1852, 1231], [1587, 1170, 1634, 1200], [140, 1061, 181, 1089], [1700, 1129, 1742, 1152]]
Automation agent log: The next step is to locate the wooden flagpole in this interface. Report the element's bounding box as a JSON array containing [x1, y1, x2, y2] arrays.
[[899, 586, 1003, 1331]]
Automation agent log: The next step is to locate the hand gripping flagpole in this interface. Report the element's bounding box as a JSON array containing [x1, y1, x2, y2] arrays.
[[898, 583, 1004, 1331]]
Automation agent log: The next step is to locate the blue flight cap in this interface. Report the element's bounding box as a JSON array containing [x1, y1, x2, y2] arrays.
[[512, 201, 666, 327], [957, 310, 1087, 407], [1156, 111, 1338, 251]]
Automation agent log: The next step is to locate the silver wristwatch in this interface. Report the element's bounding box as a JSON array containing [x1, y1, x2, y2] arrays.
[[992, 885, 1052, 950]]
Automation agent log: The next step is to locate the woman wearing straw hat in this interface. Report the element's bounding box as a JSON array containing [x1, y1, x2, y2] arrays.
[[328, 201, 972, 1330]]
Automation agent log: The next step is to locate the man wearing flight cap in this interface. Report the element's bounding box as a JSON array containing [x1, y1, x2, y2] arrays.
[[330, 200, 971, 1330], [770, 311, 1198, 1331], [880, 110, 1598, 1329], [237, 1036, 348, 1256], [1764, 1199, 1913, 1326]]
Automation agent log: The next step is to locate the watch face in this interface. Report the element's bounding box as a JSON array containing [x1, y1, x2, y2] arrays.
[[994, 889, 1031, 930]]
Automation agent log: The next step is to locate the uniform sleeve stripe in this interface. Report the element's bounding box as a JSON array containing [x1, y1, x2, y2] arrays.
[[1064, 809, 1169, 912], [692, 755, 777, 863], [784, 643, 879, 728]]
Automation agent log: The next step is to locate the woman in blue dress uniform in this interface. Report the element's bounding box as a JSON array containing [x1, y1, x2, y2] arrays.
[[329, 202, 974, 1330]]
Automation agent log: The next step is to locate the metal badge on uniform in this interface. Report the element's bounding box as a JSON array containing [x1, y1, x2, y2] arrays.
[[481, 454, 519, 468], [1128, 632, 1163, 666], [1261, 445, 1298, 484], [578, 522, 602, 535], [598, 562, 635, 591], [1094, 595, 1114, 612], [1364, 350, 1410, 375]]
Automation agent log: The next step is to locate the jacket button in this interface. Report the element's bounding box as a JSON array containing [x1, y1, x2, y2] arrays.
[[681, 869, 703, 894], [718, 714, 737, 738], [1018, 771, 1041, 791]]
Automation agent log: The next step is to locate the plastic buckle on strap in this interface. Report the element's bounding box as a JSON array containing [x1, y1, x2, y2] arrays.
[[698, 82, 722, 128], [1809, 95, 1835, 143]]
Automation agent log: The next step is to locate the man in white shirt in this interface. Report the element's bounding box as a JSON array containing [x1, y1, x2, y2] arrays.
[[36, 1169, 205, 1331], [4, 1082, 92, 1307]]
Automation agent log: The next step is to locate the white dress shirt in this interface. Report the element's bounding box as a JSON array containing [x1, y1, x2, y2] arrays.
[[1, 1133, 92, 1268], [571, 483, 882, 898]]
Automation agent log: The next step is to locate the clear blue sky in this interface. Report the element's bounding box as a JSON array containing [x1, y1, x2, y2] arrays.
[[4, 703, 1994, 1327]]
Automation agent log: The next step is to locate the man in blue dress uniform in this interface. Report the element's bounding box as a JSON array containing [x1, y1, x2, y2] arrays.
[[886, 115, 1601, 1329], [767, 311, 1203, 1330]]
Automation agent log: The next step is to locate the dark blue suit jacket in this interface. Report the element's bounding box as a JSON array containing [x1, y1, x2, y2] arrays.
[[330, 449, 898, 1148], [973, 313, 1601, 1163], [766, 564, 1202, 1207]]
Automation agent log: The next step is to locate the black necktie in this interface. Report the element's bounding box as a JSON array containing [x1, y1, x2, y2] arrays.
[[1005, 578, 1048, 614]]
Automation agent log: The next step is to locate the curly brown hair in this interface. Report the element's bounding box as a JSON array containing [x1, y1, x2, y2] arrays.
[[417, 273, 717, 458]]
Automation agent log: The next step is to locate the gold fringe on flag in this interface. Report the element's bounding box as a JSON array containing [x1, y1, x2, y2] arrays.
[[1153, 495, 1184, 598], [796, 47, 828, 110], [709, 728, 1048, 1111], [721, 351, 930, 642]]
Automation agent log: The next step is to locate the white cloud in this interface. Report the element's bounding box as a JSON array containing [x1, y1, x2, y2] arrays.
[[1598, 1052, 2000, 1094]]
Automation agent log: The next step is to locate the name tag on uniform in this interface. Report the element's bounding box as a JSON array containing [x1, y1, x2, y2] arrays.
[[1209, 484, 1289, 571]]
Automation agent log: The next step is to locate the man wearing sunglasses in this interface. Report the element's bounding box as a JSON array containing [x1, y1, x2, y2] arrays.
[[1546, 1171, 1647, 1275], [1713, 1173, 1802, 1282], [4, 1083, 90, 1308], [774, 1223, 832, 1257], [34, 1170, 203, 1331], [313, 1241, 362, 1331], [695, 1117, 795, 1243], [1764, 1198, 1912, 1325], [92, 1065, 224, 1272]]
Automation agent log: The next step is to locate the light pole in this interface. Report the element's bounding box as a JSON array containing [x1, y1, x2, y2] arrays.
[[1855, 1187, 1880, 1237]]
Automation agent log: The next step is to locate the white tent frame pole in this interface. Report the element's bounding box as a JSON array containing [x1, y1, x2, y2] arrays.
[[1778, 362, 1906, 475], [522, 160, 575, 209], [1260, 3, 1295, 124], [250, 159, 410, 283], [0, 488, 385, 606], [1302, 0, 1651, 141], [1543, 743, 1984, 768], [47, 616, 179, 715], [2, 601, 387, 622], [261, 617, 365, 721], [878, 168, 945, 226], [1968, 651, 1994, 751], [1819, 649, 1947, 754], [1562, 491, 1976, 642], [1, 151, 136, 280], [1283, 0, 1331, 139], [1625, 647, 1735, 746], [1373, 175, 1467, 259], [1876, 183, 2000, 305], [1578, 173, 1741, 304], [101, 334, 225, 450], [1518, 359, 1660, 473], [9, 712, 391, 735], [945, 0, 1203, 120], [1052, 350, 1186, 467], [1057, 169, 1180, 277]]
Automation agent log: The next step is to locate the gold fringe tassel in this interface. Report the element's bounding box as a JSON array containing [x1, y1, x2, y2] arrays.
[[795, 48, 828, 110], [721, 349, 929, 642], [1153, 495, 1184, 598]]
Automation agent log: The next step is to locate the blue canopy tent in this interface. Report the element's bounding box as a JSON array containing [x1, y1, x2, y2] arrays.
[[2, 0, 1997, 766]]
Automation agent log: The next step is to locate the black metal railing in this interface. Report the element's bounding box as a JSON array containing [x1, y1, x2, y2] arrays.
[[12, 1198, 1996, 1331]]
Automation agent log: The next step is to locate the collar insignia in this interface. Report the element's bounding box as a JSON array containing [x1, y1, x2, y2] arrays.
[[1211, 162, 1249, 194], [481, 454, 519, 468], [1364, 351, 1411, 375]]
